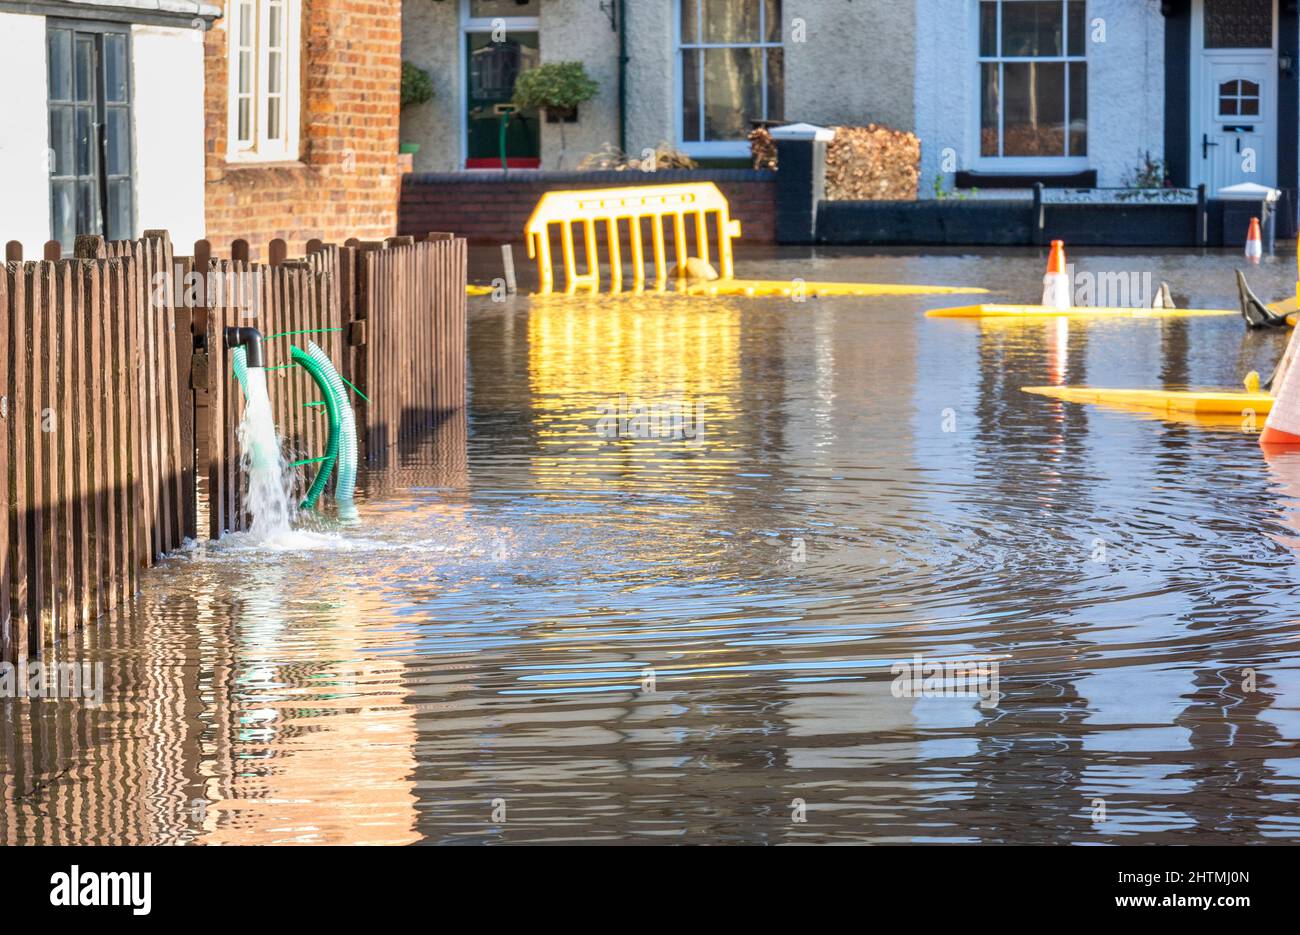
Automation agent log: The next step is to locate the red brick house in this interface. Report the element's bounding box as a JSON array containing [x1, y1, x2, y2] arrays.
[[203, 0, 402, 258]]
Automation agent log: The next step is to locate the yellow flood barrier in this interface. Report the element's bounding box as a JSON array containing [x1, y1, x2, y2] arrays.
[[1022, 385, 1274, 416], [523, 182, 988, 298], [928, 303, 1236, 319], [526, 182, 741, 294], [1267, 294, 1299, 326]]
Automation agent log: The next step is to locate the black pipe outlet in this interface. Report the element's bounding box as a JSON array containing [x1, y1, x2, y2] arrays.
[[224, 327, 265, 369]]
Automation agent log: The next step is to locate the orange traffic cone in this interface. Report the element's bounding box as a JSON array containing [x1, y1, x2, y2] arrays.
[[1245, 217, 1263, 264], [1041, 240, 1071, 309], [1261, 324, 1300, 446]]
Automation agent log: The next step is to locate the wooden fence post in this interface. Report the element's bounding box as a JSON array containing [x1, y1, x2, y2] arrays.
[[0, 268, 9, 651]]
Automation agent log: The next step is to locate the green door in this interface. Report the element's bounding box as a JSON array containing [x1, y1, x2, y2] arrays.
[[465, 32, 540, 168]]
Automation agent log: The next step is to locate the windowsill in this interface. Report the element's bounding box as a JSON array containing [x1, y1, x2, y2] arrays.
[[957, 167, 1096, 189], [680, 141, 752, 159], [223, 158, 308, 170]]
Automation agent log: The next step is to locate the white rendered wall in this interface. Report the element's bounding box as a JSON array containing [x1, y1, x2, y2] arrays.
[[131, 25, 207, 247], [0, 12, 52, 255]]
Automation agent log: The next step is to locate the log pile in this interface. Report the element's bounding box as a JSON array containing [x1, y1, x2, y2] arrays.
[[749, 125, 920, 201]]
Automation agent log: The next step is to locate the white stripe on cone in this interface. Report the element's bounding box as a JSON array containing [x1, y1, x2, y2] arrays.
[[1245, 218, 1262, 264], [1262, 323, 1300, 445]]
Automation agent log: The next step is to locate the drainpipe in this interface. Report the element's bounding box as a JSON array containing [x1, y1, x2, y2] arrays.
[[224, 327, 265, 369], [617, 0, 627, 153]]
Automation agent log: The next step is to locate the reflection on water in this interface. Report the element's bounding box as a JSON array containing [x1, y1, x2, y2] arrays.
[[3, 248, 1300, 844]]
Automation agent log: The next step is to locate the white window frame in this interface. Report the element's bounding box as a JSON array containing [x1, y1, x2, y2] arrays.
[[226, 0, 302, 163], [972, 0, 1088, 172], [674, 0, 783, 159]]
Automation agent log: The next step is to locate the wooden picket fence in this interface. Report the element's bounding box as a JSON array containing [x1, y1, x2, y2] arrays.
[[1, 230, 467, 660], [356, 234, 468, 455], [1, 232, 188, 661]]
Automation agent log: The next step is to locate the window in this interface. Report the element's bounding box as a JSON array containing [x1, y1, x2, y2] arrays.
[[678, 0, 784, 156], [1218, 79, 1261, 117], [1204, 0, 1272, 49], [48, 24, 133, 252], [978, 0, 1086, 160], [227, 0, 301, 161]]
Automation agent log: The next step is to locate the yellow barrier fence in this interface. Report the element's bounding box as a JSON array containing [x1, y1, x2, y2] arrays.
[[526, 182, 740, 294]]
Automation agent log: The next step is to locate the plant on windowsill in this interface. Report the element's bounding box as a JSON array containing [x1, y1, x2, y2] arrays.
[[512, 61, 599, 168], [932, 173, 977, 201], [400, 61, 435, 155]]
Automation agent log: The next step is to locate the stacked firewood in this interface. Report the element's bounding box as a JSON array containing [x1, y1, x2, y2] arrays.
[[748, 125, 920, 201]]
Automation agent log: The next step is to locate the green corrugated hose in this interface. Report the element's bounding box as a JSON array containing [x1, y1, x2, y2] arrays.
[[289, 345, 341, 511], [305, 340, 359, 521]]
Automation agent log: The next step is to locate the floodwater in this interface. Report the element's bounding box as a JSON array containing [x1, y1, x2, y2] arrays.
[[3, 246, 1300, 845]]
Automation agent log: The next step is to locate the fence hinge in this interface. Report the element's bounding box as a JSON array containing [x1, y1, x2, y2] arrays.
[[347, 320, 368, 347]]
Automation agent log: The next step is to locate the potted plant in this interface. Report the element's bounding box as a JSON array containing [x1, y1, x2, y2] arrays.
[[512, 62, 598, 169], [400, 61, 434, 155]]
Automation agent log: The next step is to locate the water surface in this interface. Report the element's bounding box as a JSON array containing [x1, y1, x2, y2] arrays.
[[3, 247, 1300, 844]]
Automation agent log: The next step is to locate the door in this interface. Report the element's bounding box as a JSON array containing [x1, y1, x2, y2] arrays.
[[1191, 0, 1276, 194], [1201, 58, 1275, 191], [464, 32, 540, 168], [47, 23, 134, 253]]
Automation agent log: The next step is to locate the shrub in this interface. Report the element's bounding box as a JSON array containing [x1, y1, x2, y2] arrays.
[[401, 61, 434, 110], [512, 62, 599, 112]]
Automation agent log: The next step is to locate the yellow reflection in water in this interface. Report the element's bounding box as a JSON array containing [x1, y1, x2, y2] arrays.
[[526, 296, 744, 485]]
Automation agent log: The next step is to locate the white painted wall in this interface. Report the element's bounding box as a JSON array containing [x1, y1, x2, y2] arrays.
[[916, 0, 1165, 195], [914, 0, 971, 194], [132, 25, 207, 247], [1087, 0, 1166, 187], [785, 0, 916, 131], [0, 12, 52, 254], [402, 0, 464, 172]]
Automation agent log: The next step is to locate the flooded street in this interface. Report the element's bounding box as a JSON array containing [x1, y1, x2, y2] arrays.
[[3, 247, 1300, 844]]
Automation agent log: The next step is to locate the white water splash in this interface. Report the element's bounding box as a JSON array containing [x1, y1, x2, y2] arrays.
[[238, 368, 295, 541]]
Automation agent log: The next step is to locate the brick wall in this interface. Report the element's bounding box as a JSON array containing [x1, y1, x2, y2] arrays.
[[204, 0, 401, 260], [399, 170, 779, 244]]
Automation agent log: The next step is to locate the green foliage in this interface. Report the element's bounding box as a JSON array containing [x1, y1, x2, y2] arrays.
[[401, 61, 434, 110], [1124, 151, 1167, 189], [512, 61, 599, 112], [931, 174, 976, 201]]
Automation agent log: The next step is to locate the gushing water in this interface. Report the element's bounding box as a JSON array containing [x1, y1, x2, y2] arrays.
[[237, 367, 294, 540]]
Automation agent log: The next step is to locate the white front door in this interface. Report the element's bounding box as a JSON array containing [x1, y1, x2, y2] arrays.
[[1199, 56, 1275, 192], [1190, 1, 1277, 194]]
